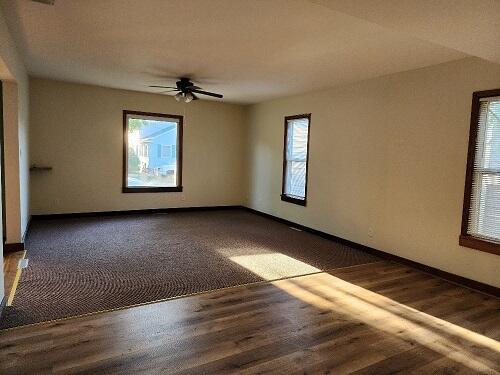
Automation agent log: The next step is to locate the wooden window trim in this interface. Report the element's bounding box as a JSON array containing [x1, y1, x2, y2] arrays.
[[122, 110, 183, 193], [460, 88, 500, 256], [281, 113, 311, 207]]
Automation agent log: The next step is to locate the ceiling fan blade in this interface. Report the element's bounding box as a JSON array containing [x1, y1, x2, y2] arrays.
[[160, 89, 179, 94], [149, 85, 178, 89], [191, 89, 223, 98]]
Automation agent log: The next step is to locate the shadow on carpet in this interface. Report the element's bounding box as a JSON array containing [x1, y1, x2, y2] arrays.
[[0, 210, 381, 329]]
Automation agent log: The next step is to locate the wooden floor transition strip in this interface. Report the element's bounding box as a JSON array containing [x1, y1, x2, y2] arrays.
[[3, 250, 26, 306]]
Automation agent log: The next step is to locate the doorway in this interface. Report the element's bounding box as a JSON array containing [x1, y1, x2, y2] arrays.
[[0, 81, 6, 244]]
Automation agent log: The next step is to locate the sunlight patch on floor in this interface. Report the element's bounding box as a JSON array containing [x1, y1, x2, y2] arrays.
[[221, 251, 321, 280], [273, 273, 499, 373]]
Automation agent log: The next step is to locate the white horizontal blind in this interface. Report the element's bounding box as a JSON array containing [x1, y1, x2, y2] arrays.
[[468, 97, 500, 242], [284, 117, 309, 199]]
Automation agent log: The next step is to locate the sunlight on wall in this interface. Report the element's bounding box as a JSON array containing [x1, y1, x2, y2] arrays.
[[273, 273, 499, 373], [222, 252, 321, 280]]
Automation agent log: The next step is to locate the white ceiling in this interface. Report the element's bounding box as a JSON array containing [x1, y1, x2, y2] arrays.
[[2, 0, 490, 103], [311, 0, 500, 64]]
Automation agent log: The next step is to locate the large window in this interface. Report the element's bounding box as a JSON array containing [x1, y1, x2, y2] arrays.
[[281, 114, 311, 206], [460, 89, 500, 255], [123, 110, 183, 193]]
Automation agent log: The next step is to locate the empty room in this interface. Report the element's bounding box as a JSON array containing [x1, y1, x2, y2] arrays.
[[0, 0, 499, 373]]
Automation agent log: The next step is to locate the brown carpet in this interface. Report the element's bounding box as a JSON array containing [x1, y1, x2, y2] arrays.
[[0, 209, 380, 329]]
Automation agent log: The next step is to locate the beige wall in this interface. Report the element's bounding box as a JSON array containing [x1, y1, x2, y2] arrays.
[[2, 80, 29, 245], [1, 79, 30, 246], [245, 57, 500, 288], [0, 6, 30, 304], [29, 79, 246, 214], [2, 82, 21, 243]]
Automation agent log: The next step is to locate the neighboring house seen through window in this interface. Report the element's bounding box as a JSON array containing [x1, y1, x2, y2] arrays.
[[460, 89, 500, 255], [161, 145, 171, 159], [139, 144, 149, 158], [123, 110, 183, 193], [281, 114, 311, 206]]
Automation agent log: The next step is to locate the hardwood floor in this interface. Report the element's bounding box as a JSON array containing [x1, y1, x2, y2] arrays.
[[2, 251, 25, 305], [0, 260, 498, 374]]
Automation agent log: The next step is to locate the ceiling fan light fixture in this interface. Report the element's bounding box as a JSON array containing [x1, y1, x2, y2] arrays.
[[174, 92, 184, 102], [184, 92, 194, 103]]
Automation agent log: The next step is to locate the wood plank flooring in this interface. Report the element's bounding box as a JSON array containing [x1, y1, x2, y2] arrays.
[[0, 260, 498, 374], [2, 251, 25, 305]]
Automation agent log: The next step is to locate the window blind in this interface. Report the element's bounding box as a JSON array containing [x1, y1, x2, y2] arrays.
[[467, 97, 500, 243], [283, 117, 310, 200]]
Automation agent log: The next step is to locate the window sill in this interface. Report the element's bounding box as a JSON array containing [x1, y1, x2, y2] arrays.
[[122, 186, 183, 193], [459, 234, 500, 256], [281, 194, 306, 206]]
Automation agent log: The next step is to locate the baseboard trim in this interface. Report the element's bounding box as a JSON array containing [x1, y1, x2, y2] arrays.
[[31, 205, 244, 220], [244, 207, 500, 298], [3, 242, 24, 254]]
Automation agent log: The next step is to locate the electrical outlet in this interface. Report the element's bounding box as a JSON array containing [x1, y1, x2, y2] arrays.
[[368, 227, 374, 238]]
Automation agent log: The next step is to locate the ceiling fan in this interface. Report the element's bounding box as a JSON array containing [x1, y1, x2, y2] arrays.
[[149, 77, 223, 103]]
